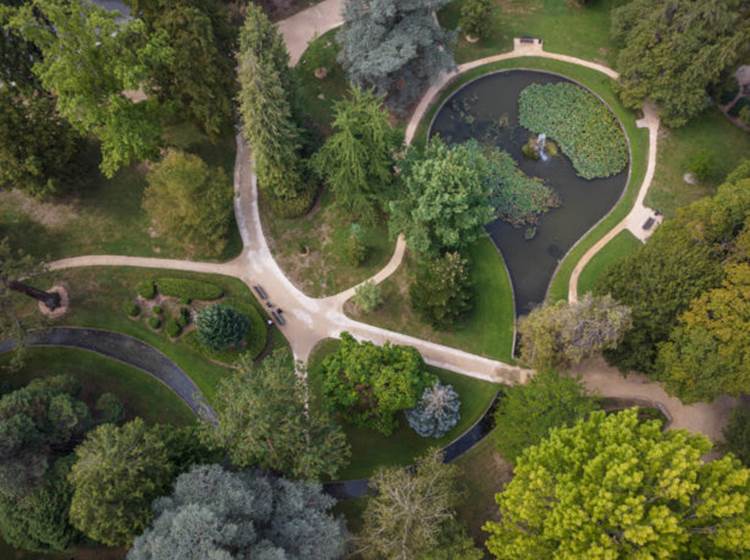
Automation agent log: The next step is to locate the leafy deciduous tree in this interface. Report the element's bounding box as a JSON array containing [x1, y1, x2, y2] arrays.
[[459, 0, 493, 39], [484, 409, 750, 559], [492, 370, 597, 463], [142, 150, 234, 257], [723, 405, 750, 467], [410, 251, 473, 328], [353, 280, 382, 313]]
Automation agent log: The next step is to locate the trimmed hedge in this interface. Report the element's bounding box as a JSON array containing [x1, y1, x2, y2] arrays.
[[518, 82, 628, 179], [155, 278, 223, 301]]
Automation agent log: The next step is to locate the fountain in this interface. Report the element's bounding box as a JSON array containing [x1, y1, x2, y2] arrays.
[[537, 133, 549, 161], [521, 132, 552, 161]]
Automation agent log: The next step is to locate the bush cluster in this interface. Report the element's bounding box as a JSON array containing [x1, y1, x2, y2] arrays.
[[165, 318, 182, 339], [124, 302, 140, 318], [518, 83, 628, 179], [147, 316, 162, 330], [137, 281, 156, 300], [155, 278, 223, 301]]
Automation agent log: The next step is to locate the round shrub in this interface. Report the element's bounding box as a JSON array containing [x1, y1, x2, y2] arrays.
[[268, 185, 317, 218], [177, 307, 191, 328], [148, 316, 162, 330], [137, 280, 156, 300], [152, 305, 163, 315], [165, 318, 182, 339], [124, 302, 140, 318], [95, 393, 124, 424], [196, 304, 250, 351], [406, 381, 461, 438]]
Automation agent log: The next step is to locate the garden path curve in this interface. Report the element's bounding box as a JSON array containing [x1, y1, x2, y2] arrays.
[[0, 327, 216, 423]]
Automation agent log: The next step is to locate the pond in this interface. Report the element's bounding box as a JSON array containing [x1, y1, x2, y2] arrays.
[[429, 70, 629, 315]]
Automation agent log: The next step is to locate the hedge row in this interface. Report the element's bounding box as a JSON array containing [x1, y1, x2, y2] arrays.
[[155, 278, 224, 301], [518, 82, 628, 180]]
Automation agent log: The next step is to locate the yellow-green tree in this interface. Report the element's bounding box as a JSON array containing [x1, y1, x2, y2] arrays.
[[484, 409, 750, 559], [657, 263, 750, 403]]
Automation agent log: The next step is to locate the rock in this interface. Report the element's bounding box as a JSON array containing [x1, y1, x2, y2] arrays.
[[683, 172, 698, 185], [465, 34, 480, 44], [314, 67, 328, 79]]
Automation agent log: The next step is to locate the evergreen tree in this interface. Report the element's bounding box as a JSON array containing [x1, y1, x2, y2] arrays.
[[484, 409, 750, 558], [5, 0, 171, 177], [128, 464, 348, 560], [406, 382, 461, 438], [337, 0, 455, 111], [210, 349, 351, 480], [410, 251, 473, 328], [312, 87, 395, 222], [195, 304, 250, 351], [237, 4, 306, 205], [612, 0, 750, 127]]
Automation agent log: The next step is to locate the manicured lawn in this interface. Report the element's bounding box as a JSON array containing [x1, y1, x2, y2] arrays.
[[346, 237, 516, 363], [260, 188, 396, 298], [439, 0, 620, 65], [19, 267, 288, 404], [453, 427, 514, 547], [646, 109, 750, 218], [577, 229, 641, 296], [0, 347, 195, 426], [308, 339, 500, 480], [0, 125, 242, 262]]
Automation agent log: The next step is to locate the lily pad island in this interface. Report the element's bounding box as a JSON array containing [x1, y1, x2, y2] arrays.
[[430, 70, 630, 314]]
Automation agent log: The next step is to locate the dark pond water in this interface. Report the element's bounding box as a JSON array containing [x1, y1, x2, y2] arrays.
[[430, 70, 628, 315]]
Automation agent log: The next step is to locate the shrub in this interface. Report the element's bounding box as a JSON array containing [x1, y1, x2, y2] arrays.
[[165, 318, 182, 339], [267, 184, 317, 218], [518, 82, 628, 179], [353, 280, 382, 313], [155, 278, 223, 301], [410, 252, 473, 329], [687, 151, 717, 182], [196, 304, 250, 351], [459, 0, 493, 39], [739, 106, 750, 126], [406, 382, 461, 438], [148, 316, 162, 330], [344, 223, 368, 265], [137, 280, 156, 300], [723, 405, 750, 466], [152, 305, 163, 315], [177, 307, 191, 328], [95, 393, 124, 424], [124, 302, 140, 318]]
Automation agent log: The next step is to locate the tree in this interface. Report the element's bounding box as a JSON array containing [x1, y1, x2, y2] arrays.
[[406, 381, 461, 438], [337, 0, 454, 112], [358, 449, 480, 560], [5, 0, 171, 177], [459, 0, 493, 39], [612, 0, 750, 127], [390, 139, 495, 256], [723, 405, 750, 467], [312, 87, 395, 222], [410, 251, 473, 328], [0, 86, 81, 198], [353, 280, 382, 313], [210, 349, 351, 480], [594, 178, 750, 373], [0, 456, 77, 552], [129, 0, 235, 138], [142, 150, 234, 257], [128, 464, 348, 560], [484, 409, 750, 559], [0, 0, 42, 90], [517, 293, 632, 371], [656, 263, 750, 403], [237, 3, 306, 204], [321, 332, 434, 435], [195, 304, 250, 351], [492, 370, 597, 463], [0, 375, 90, 498], [68, 418, 173, 546]]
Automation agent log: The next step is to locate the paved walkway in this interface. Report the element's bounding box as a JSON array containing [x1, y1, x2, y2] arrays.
[[0, 327, 216, 422], [277, 0, 343, 64]]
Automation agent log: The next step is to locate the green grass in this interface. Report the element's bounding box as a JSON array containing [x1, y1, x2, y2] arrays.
[[346, 237, 515, 363], [0, 124, 241, 262], [0, 347, 195, 426], [19, 268, 288, 405], [308, 339, 500, 480], [577, 229, 641, 296], [260, 188, 396, 298], [439, 0, 620, 65], [646, 109, 750, 218]]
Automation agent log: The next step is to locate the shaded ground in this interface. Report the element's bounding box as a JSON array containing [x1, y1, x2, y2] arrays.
[[577, 229, 641, 295]]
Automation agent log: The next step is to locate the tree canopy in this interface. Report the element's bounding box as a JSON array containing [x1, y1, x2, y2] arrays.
[[142, 150, 234, 257], [210, 349, 351, 480], [492, 370, 598, 463], [612, 0, 750, 127], [5, 0, 171, 177], [337, 0, 454, 111], [485, 409, 750, 559], [128, 464, 348, 560], [410, 251, 473, 328], [320, 332, 434, 435]]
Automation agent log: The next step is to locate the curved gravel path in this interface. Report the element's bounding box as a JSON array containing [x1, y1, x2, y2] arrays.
[[0, 328, 216, 423]]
